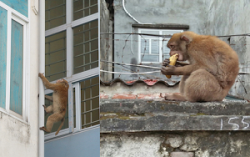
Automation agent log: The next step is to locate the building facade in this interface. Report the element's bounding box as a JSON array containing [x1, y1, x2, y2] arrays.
[[0, 0, 39, 156]]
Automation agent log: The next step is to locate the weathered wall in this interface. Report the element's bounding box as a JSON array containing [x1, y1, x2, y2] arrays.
[[0, 0, 39, 156], [204, 0, 250, 100], [100, 0, 113, 82], [100, 100, 250, 157], [204, 0, 250, 36], [101, 132, 250, 157]]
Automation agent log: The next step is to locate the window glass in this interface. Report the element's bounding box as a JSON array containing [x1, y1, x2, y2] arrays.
[[73, 20, 98, 74], [162, 40, 170, 59], [45, 31, 67, 82], [45, 0, 66, 30], [151, 39, 159, 54], [140, 29, 183, 63], [80, 76, 99, 129], [10, 20, 23, 115], [141, 55, 159, 62], [73, 0, 98, 20], [0, 6, 7, 108]]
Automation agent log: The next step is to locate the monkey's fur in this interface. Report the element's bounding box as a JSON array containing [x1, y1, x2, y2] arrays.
[[39, 73, 69, 135], [161, 31, 239, 102]]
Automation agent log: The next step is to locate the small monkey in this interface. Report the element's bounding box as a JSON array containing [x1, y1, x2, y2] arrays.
[[161, 31, 239, 102], [39, 73, 69, 135]]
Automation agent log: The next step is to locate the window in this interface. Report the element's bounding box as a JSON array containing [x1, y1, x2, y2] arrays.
[[138, 29, 183, 63], [44, 0, 99, 139], [0, 2, 29, 121], [45, 31, 67, 81], [73, 20, 98, 74], [73, 76, 99, 131]]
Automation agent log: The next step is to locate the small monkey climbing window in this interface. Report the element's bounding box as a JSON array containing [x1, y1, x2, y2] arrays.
[[44, 0, 99, 140], [44, 93, 69, 135]]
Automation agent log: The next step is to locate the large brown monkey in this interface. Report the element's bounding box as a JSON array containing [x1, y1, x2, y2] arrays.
[[39, 73, 69, 135], [161, 31, 239, 102]]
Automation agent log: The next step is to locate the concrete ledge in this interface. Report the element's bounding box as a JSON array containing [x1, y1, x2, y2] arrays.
[[100, 100, 250, 132], [132, 24, 189, 30]]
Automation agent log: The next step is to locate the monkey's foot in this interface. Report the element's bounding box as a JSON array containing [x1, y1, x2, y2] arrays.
[[42, 105, 47, 110], [40, 127, 50, 132], [161, 93, 186, 101]]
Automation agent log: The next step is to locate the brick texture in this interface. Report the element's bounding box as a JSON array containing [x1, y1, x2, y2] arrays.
[[112, 94, 137, 99]]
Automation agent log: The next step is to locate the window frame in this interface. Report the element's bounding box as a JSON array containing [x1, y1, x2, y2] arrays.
[[44, 0, 100, 140], [0, 1, 30, 122], [138, 29, 183, 64]]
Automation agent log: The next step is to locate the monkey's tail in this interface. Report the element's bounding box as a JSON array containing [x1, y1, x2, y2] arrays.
[[55, 118, 65, 135]]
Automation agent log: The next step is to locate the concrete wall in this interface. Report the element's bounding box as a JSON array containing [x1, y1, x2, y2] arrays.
[[204, 0, 250, 100], [101, 132, 250, 157], [100, 0, 113, 82], [204, 0, 250, 36], [100, 99, 250, 157], [0, 0, 39, 156]]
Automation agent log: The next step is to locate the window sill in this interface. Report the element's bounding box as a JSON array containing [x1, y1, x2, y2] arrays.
[[0, 109, 29, 125], [100, 99, 250, 132], [132, 24, 189, 30], [45, 125, 100, 142]]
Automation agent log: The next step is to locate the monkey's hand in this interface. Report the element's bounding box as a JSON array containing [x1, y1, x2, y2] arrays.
[[162, 59, 189, 67], [38, 73, 44, 78], [162, 59, 170, 67], [161, 65, 175, 75]]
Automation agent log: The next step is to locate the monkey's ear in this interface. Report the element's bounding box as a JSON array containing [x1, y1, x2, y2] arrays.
[[180, 35, 192, 44], [63, 82, 68, 88]]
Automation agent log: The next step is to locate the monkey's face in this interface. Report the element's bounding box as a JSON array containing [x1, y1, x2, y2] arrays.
[[56, 79, 69, 89], [167, 33, 189, 61]]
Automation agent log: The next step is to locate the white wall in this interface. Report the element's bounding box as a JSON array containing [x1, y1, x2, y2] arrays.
[[0, 0, 39, 156]]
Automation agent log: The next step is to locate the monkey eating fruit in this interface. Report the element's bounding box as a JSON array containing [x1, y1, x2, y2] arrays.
[[165, 54, 179, 79], [161, 31, 239, 102], [39, 73, 69, 135]]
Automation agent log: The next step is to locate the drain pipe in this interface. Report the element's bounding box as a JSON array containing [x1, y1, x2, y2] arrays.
[[39, 0, 45, 156]]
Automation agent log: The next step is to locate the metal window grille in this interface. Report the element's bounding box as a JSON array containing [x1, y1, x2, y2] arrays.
[[73, 20, 98, 74], [80, 76, 99, 128], [73, 0, 98, 20], [45, 0, 66, 30], [45, 31, 67, 81], [139, 29, 183, 63]]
